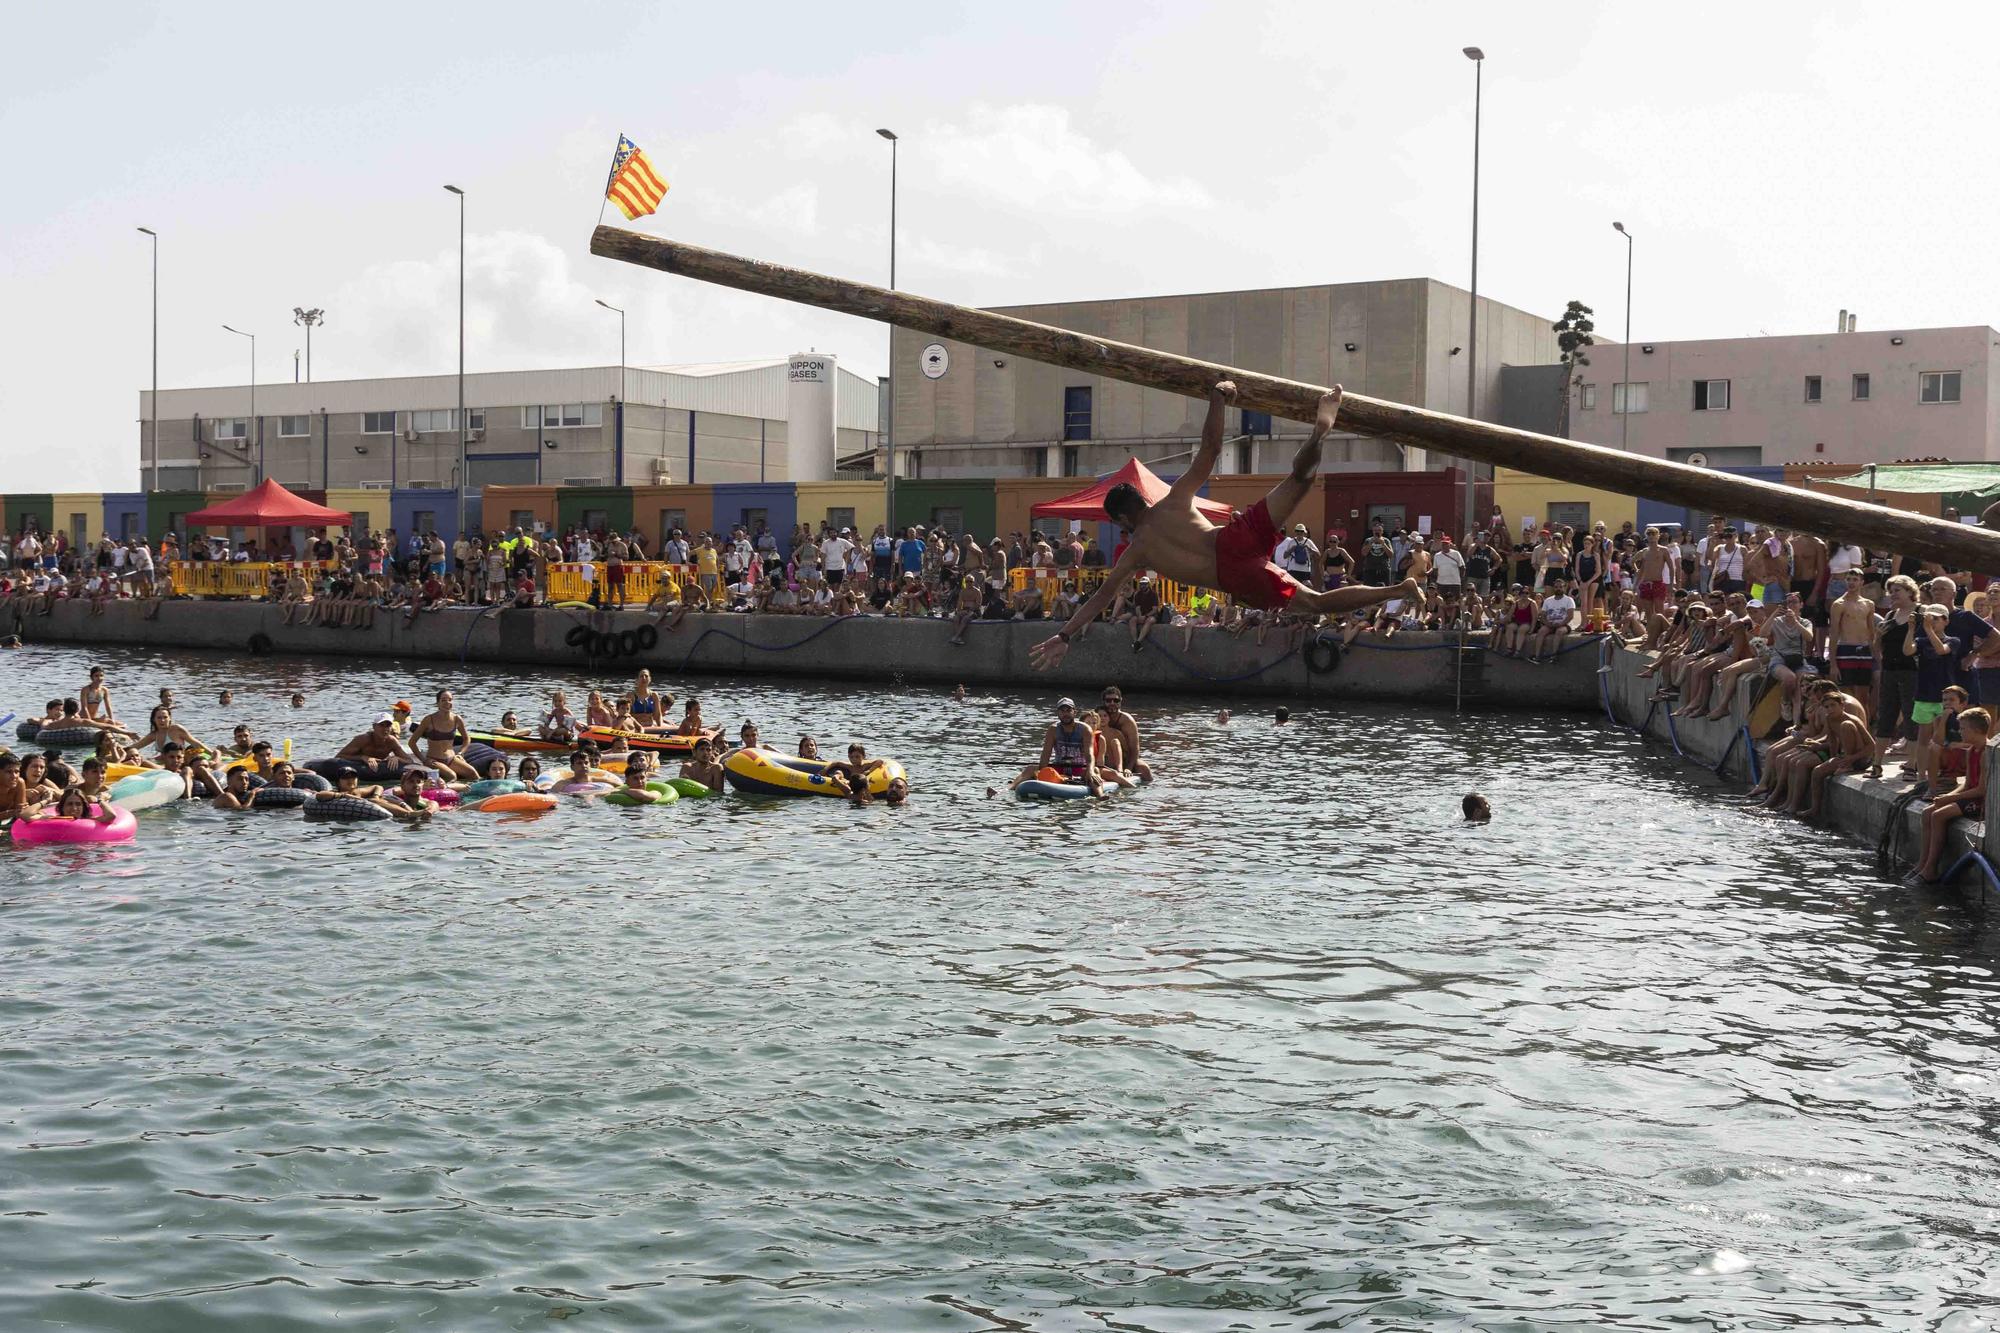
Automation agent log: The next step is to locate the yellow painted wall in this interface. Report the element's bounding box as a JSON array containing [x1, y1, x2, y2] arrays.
[[324, 489, 388, 536], [1490, 467, 1636, 533], [51, 493, 101, 546], [796, 481, 886, 536]]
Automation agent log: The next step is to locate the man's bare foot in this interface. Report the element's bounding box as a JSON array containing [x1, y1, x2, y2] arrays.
[[1393, 577, 1422, 603], [1315, 386, 1344, 435]]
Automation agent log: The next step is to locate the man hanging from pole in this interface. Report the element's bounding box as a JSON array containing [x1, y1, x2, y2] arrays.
[[1030, 381, 1419, 671]]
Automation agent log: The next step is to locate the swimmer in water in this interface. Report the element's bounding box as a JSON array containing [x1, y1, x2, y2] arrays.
[[952, 684, 967, 702], [679, 736, 726, 790], [615, 752, 668, 804], [212, 765, 257, 811], [218, 689, 233, 707], [1275, 706, 1291, 725], [413, 689, 477, 781], [290, 693, 306, 709], [379, 767, 439, 822], [1216, 709, 1231, 725], [797, 735, 820, 760], [1463, 792, 1490, 823]]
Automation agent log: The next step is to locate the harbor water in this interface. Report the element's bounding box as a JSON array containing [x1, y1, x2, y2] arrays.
[[2, 643, 1995, 1330]]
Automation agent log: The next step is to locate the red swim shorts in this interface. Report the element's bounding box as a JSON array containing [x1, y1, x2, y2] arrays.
[[1212, 499, 1296, 610], [1639, 580, 1667, 601]]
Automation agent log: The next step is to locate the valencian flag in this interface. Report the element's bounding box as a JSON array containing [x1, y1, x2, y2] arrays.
[[606, 134, 669, 220]]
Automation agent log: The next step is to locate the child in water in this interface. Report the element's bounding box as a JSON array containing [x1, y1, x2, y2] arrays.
[[1462, 793, 1491, 824]]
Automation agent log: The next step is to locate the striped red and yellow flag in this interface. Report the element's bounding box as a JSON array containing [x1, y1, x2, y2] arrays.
[[606, 134, 669, 221]]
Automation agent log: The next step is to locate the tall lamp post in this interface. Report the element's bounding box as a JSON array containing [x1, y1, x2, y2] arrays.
[[292, 307, 323, 382], [596, 299, 626, 487], [221, 324, 257, 482], [1613, 221, 1634, 454], [444, 184, 466, 519], [877, 127, 898, 532], [137, 227, 158, 491], [1461, 45, 1484, 543]]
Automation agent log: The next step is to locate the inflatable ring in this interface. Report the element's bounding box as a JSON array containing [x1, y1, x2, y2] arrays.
[[249, 785, 310, 810], [11, 804, 138, 845], [552, 779, 615, 796], [552, 600, 593, 610], [108, 769, 187, 811], [291, 771, 331, 791], [247, 632, 275, 654], [477, 791, 557, 814], [462, 778, 525, 801], [1015, 778, 1108, 801], [722, 749, 907, 798], [617, 628, 639, 657], [1305, 635, 1343, 675], [302, 794, 391, 823], [15, 719, 42, 741], [604, 780, 679, 807], [663, 777, 712, 798], [564, 624, 592, 649], [423, 786, 461, 808], [33, 726, 101, 749], [635, 624, 660, 651]]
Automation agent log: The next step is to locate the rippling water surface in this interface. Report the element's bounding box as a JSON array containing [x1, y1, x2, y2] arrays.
[[3, 642, 1998, 1330]]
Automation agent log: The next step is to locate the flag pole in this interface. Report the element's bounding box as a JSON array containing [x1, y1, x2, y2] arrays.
[[596, 135, 624, 227]]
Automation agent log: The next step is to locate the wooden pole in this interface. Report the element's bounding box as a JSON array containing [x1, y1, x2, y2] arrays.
[[591, 224, 2000, 573]]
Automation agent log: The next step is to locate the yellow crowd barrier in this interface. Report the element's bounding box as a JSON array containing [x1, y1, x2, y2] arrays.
[[1007, 566, 1224, 616], [544, 561, 689, 606], [169, 560, 339, 598]]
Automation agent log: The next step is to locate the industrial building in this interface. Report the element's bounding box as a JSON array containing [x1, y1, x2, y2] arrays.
[[134, 355, 881, 502], [886, 278, 1560, 479]]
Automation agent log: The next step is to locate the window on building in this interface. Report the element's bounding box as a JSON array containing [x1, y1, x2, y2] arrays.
[[1241, 409, 1272, 436], [1062, 386, 1092, 441], [411, 510, 437, 536], [741, 508, 767, 532], [827, 507, 857, 533], [1852, 373, 1871, 400], [1921, 371, 1962, 404], [1611, 382, 1648, 415], [1030, 446, 1049, 478], [1579, 384, 1597, 411], [362, 411, 397, 434], [660, 509, 687, 544], [931, 507, 964, 535], [1804, 376, 1822, 404], [510, 510, 536, 531], [1547, 502, 1591, 532], [539, 403, 603, 428], [1233, 440, 1253, 474], [279, 415, 311, 437], [1692, 380, 1730, 411], [581, 509, 609, 532], [468, 409, 485, 431], [412, 409, 466, 433], [211, 417, 248, 440], [1061, 444, 1081, 477]]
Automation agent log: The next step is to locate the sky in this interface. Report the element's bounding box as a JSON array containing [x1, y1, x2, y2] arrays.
[[5, 1, 2000, 492]]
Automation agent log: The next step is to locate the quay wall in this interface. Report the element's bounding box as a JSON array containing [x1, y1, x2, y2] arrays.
[[0, 600, 1602, 708]]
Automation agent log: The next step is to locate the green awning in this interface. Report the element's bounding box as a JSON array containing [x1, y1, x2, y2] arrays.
[[1805, 465, 2000, 498]]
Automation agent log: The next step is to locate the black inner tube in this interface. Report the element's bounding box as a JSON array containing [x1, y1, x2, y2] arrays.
[[1305, 636, 1343, 674]]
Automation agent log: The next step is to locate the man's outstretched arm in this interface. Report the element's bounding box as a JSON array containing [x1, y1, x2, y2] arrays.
[[1029, 544, 1146, 670], [1166, 381, 1236, 504]]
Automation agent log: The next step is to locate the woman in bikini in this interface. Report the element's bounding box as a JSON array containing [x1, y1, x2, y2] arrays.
[[627, 670, 673, 733], [413, 688, 478, 781], [79, 666, 121, 730], [127, 705, 208, 757]]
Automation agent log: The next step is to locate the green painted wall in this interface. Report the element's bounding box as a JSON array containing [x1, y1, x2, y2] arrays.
[[891, 480, 997, 542], [146, 491, 210, 542], [555, 487, 635, 536], [9, 492, 53, 541]]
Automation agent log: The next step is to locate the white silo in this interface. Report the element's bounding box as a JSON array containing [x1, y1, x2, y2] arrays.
[[786, 352, 836, 482]]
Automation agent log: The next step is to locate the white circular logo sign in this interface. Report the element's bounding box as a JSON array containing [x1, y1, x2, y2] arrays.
[[920, 344, 950, 380], [1686, 451, 1709, 468]]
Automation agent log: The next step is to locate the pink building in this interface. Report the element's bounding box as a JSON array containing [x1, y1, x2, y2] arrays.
[[1568, 320, 2000, 467]]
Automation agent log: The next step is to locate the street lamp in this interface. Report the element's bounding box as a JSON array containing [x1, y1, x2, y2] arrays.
[[137, 227, 158, 491], [1461, 45, 1484, 543], [221, 324, 258, 482], [877, 127, 898, 530], [444, 184, 465, 514], [1613, 221, 1634, 454], [595, 298, 626, 487], [292, 307, 323, 382]]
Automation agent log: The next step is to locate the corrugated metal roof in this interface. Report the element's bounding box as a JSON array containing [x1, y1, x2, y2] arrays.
[[140, 358, 881, 431]]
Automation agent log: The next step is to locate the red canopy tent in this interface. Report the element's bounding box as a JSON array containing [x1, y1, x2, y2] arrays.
[[1029, 457, 1235, 523], [182, 479, 352, 530]]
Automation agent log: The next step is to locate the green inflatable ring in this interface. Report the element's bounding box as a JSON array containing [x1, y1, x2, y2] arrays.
[[663, 777, 712, 798], [603, 780, 680, 807]]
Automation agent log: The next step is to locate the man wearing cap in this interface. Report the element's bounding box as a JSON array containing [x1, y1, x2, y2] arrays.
[[1011, 698, 1104, 796], [1433, 534, 1466, 617], [333, 715, 419, 777], [1275, 523, 1321, 590]]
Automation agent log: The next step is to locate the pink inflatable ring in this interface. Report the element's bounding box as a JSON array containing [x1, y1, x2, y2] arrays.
[[12, 804, 138, 846]]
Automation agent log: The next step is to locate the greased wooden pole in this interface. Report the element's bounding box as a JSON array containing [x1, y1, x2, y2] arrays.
[[591, 225, 2000, 572]]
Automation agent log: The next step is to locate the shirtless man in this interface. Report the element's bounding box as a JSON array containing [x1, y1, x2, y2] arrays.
[[1789, 530, 1829, 653], [1633, 528, 1676, 642], [1095, 685, 1153, 782], [1012, 698, 1104, 796], [335, 715, 419, 776], [1826, 567, 1878, 723], [1030, 383, 1416, 670], [678, 736, 726, 790], [1744, 526, 1788, 608]]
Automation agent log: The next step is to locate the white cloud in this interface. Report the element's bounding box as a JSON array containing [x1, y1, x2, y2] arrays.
[[919, 104, 1213, 216]]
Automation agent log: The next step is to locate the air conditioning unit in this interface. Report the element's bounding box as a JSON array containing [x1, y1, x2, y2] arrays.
[[359, 480, 392, 491], [560, 476, 604, 487], [469, 429, 484, 443], [234, 439, 249, 451], [403, 429, 420, 443], [649, 458, 672, 483]]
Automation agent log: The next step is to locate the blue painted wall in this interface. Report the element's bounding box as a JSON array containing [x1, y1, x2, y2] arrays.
[[101, 493, 147, 541], [710, 483, 797, 539], [391, 488, 462, 545]]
